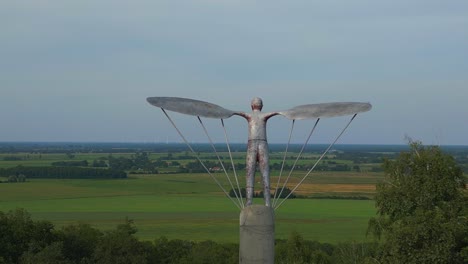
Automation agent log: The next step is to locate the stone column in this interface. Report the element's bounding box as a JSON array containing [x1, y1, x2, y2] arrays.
[[239, 205, 275, 264]]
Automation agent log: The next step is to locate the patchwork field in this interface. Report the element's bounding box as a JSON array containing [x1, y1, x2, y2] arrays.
[[0, 173, 377, 243], [2, 144, 466, 247]]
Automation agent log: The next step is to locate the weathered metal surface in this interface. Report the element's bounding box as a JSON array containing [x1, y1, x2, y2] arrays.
[[146, 97, 235, 119], [279, 102, 372, 120], [245, 139, 271, 207], [234, 98, 277, 207]]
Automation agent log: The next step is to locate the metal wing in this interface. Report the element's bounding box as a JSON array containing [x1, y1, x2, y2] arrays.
[[147, 97, 236, 119], [278, 102, 372, 120]]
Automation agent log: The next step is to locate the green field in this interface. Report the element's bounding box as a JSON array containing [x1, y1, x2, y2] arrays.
[[0, 173, 376, 244]]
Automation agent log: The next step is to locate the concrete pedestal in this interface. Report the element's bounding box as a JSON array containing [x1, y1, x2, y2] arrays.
[[239, 205, 275, 264]]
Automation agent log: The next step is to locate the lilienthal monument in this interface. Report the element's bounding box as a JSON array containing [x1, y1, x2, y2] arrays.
[[147, 96, 371, 264]]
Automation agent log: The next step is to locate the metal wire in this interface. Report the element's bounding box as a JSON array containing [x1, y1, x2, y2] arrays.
[[275, 114, 358, 210], [273, 118, 320, 207], [160, 108, 241, 210], [221, 119, 244, 208], [197, 116, 243, 208], [272, 120, 295, 205]]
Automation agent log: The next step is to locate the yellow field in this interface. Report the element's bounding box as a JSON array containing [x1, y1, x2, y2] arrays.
[[292, 183, 375, 195]]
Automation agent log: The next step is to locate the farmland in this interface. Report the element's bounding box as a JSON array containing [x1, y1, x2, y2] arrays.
[[0, 173, 375, 243], [1, 142, 466, 244]]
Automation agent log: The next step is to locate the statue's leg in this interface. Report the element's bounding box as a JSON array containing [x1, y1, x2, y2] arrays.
[[245, 141, 257, 206], [258, 141, 271, 207]]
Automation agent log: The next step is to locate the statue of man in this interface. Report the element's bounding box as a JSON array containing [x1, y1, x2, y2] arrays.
[[147, 96, 371, 208], [234, 97, 278, 207]]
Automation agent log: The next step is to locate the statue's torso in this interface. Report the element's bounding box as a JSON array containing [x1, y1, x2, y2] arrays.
[[247, 111, 268, 141]]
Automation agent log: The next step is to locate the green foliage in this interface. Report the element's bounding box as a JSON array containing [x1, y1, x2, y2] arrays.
[[153, 237, 193, 263], [20, 242, 71, 264], [273, 187, 296, 199], [331, 241, 378, 264], [3, 156, 22, 161], [368, 141, 468, 263], [92, 159, 107, 168], [108, 152, 158, 173], [0, 209, 56, 264], [58, 223, 103, 263], [0, 166, 126, 179], [275, 231, 334, 264], [179, 240, 238, 264], [17, 174, 26, 182], [51, 160, 88, 167], [93, 223, 155, 264], [377, 142, 465, 220], [7, 175, 17, 183], [229, 187, 246, 198], [5, 173, 26, 183]]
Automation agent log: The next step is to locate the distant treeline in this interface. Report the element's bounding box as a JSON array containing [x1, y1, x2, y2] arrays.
[[0, 142, 422, 154], [51, 160, 89, 167], [229, 187, 297, 199], [1, 142, 467, 173], [180, 160, 367, 173], [1, 142, 468, 160], [0, 166, 127, 179]]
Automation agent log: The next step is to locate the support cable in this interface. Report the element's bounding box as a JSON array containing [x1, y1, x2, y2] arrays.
[[197, 116, 243, 208], [161, 108, 241, 210], [221, 119, 244, 208], [272, 120, 295, 205], [275, 114, 358, 210], [273, 118, 320, 207]]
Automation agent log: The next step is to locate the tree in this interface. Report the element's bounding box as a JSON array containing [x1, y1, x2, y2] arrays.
[[20, 242, 71, 264], [229, 188, 246, 198], [273, 187, 296, 199], [179, 240, 238, 264], [7, 175, 17, 183], [153, 236, 193, 264], [368, 141, 468, 263], [92, 159, 107, 168], [17, 174, 26, 182], [93, 219, 155, 264], [58, 223, 103, 263], [275, 231, 333, 264], [66, 152, 75, 159], [0, 209, 56, 263], [331, 242, 378, 264]]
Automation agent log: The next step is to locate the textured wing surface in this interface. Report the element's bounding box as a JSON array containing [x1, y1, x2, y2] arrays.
[[147, 97, 235, 119], [279, 102, 372, 120]]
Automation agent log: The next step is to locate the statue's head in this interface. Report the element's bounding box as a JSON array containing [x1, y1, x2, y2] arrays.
[[251, 97, 263, 111]]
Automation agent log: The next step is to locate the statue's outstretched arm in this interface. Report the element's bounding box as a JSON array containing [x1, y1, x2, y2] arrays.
[[147, 97, 236, 119], [278, 102, 372, 120]]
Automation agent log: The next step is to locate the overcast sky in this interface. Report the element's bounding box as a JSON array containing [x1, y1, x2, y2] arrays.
[[1, 1, 467, 145]]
